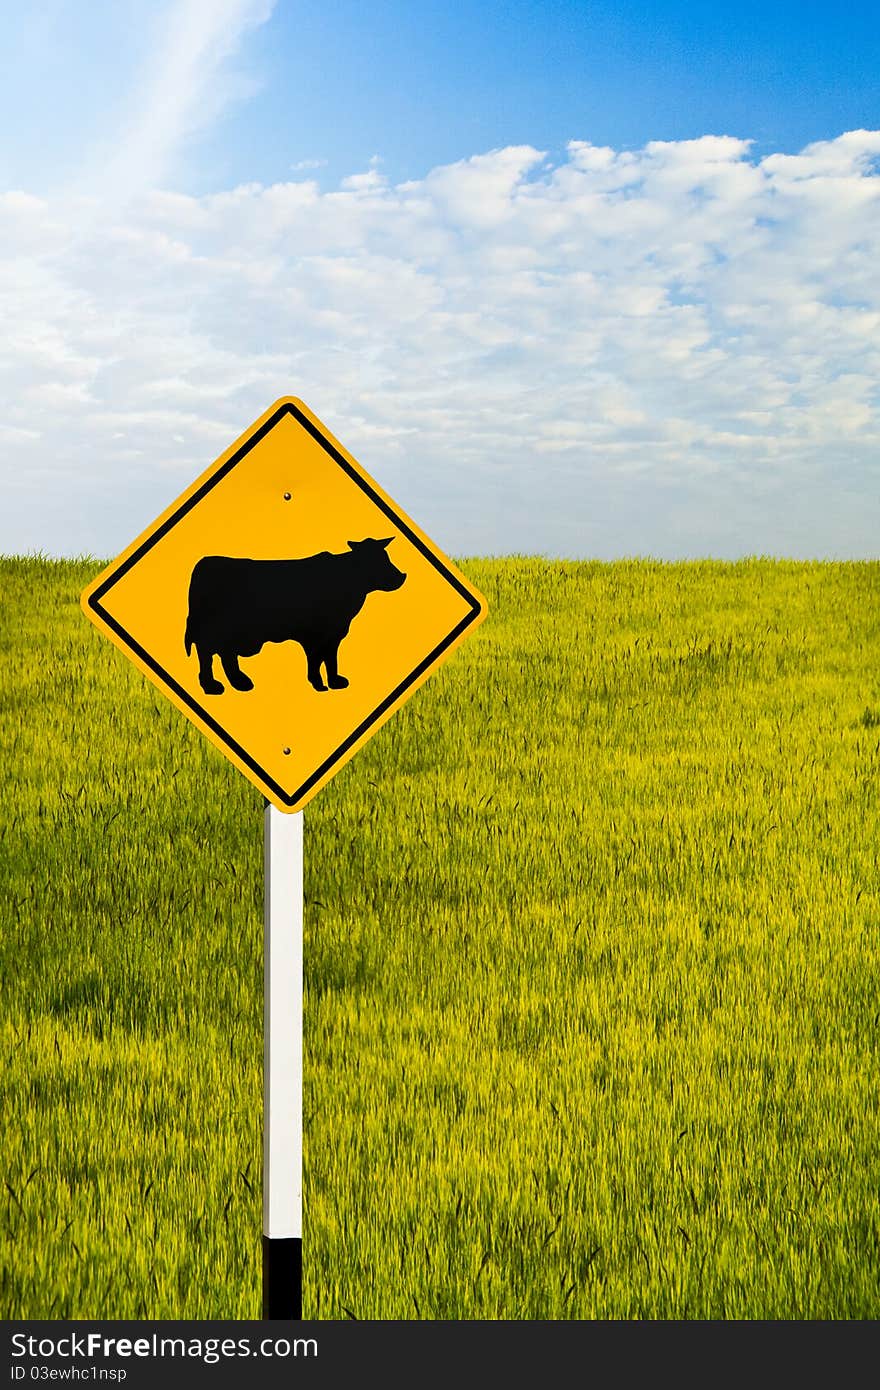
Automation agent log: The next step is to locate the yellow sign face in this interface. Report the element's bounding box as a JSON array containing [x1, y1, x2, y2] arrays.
[[81, 398, 487, 812]]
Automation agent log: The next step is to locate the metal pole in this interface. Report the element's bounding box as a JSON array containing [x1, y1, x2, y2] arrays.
[[262, 803, 303, 1319]]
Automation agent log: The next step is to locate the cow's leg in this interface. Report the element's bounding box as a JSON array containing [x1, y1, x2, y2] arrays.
[[324, 644, 349, 690], [197, 646, 224, 696], [220, 651, 254, 693], [305, 646, 327, 692]]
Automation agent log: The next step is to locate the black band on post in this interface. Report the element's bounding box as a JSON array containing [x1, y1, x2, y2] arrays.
[[262, 1235, 302, 1319]]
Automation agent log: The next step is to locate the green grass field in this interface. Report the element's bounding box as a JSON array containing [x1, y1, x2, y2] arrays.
[[2, 555, 879, 1319]]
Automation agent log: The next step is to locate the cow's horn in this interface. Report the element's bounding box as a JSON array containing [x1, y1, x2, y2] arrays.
[[377, 537, 394, 547]]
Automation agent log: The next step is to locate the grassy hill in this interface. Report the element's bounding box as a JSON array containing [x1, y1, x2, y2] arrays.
[[2, 555, 879, 1318]]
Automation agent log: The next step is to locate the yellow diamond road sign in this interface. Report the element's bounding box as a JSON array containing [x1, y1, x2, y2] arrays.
[[81, 398, 487, 812]]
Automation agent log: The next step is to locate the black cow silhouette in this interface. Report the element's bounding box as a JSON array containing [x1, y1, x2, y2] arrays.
[[184, 538, 406, 695]]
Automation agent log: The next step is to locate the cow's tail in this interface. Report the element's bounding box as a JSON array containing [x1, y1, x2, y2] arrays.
[[184, 562, 201, 656]]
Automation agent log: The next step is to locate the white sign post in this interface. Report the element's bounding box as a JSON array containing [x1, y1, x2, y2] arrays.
[[262, 803, 303, 1318]]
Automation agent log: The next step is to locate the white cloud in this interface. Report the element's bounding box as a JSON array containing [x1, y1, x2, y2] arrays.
[[1, 131, 879, 558], [76, 0, 277, 199]]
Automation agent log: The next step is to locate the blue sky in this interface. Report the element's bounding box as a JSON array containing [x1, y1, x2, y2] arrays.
[[222, 1, 880, 190], [4, 2, 879, 194], [1, 1, 878, 557]]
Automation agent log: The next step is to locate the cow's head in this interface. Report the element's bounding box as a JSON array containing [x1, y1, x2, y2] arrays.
[[347, 537, 406, 591]]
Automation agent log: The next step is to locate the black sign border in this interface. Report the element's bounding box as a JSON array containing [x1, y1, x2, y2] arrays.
[[86, 401, 484, 807]]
